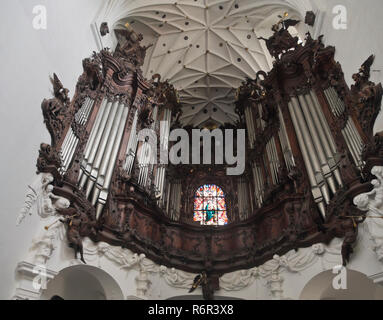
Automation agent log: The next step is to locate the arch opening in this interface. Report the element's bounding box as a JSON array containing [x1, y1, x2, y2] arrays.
[[41, 265, 124, 300], [300, 269, 383, 300]]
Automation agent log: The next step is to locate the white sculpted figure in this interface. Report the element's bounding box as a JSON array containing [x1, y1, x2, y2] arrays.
[[40, 184, 70, 218], [18, 173, 70, 265], [354, 166, 383, 261], [18, 173, 70, 225]]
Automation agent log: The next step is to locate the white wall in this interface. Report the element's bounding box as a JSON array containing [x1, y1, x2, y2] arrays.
[[0, 0, 103, 299], [312, 0, 383, 133]]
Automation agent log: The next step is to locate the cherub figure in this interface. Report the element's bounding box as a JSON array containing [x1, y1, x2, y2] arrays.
[[354, 167, 383, 215], [188, 272, 218, 300], [58, 206, 97, 264], [50, 73, 70, 105], [258, 14, 300, 59], [351, 55, 377, 103]]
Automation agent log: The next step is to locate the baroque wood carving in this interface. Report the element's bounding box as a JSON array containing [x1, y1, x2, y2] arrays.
[[34, 22, 383, 298]]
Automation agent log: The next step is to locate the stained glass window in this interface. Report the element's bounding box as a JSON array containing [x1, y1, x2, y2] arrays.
[[193, 184, 228, 226]]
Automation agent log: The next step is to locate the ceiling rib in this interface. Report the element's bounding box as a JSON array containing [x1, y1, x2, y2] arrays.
[[118, 0, 296, 127]]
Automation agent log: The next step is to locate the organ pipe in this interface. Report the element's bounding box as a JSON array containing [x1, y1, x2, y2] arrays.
[[155, 108, 172, 204], [308, 91, 343, 187], [168, 180, 181, 221], [79, 98, 112, 188], [245, 106, 256, 148], [74, 97, 131, 217], [324, 87, 364, 169], [96, 104, 130, 218], [137, 106, 158, 189], [288, 100, 326, 218], [90, 102, 126, 203], [298, 94, 337, 194], [278, 106, 295, 171], [238, 177, 251, 221], [124, 110, 139, 174], [61, 98, 94, 173], [85, 99, 120, 198]]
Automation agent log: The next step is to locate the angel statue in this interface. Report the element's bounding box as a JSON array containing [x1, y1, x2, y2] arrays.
[[17, 173, 71, 265], [17, 173, 70, 225], [58, 205, 97, 264], [188, 271, 218, 300], [351, 55, 377, 103], [353, 171, 383, 262], [258, 13, 301, 59], [50, 73, 70, 105]]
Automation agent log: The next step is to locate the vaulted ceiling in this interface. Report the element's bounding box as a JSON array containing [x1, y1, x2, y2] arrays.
[[114, 0, 303, 127]]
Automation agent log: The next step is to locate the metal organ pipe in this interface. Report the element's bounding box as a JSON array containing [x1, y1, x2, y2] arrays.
[[60, 125, 72, 158], [288, 100, 326, 218], [324, 88, 343, 116], [266, 138, 280, 185], [307, 91, 343, 188], [86, 99, 120, 198], [258, 104, 266, 130], [61, 98, 94, 173], [290, 99, 324, 179], [271, 137, 280, 183], [169, 180, 181, 221], [291, 96, 332, 207], [247, 101, 267, 209], [238, 178, 243, 220], [60, 133, 71, 173], [96, 104, 130, 218], [124, 110, 139, 174], [324, 87, 364, 169], [245, 106, 256, 149], [138, 142, 152, 188], [166, 182, 171, 217], [61, 129, 76, 172], [80, 99, 112, 188], [138, 106, 159, 189], [171, 182, 176, 221], [75, 98, 93, 124], [278, 106, 295, 171], [175, 181, 182, 221], [298, 95, 337, 195], [79, 98, 108, 182], [310, 91, 338, 155], [91, 102, 125, 205], [74, 97, 131, 219], [248, 178, 254, 214], [62, 98, 88, 169], [155, 108, 171, 204], [349, 119, 364, 154], [238, 178, 250, 221], [252, 163, 264, 208]]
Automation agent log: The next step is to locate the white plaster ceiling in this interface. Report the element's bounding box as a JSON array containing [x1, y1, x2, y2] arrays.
[[114, 0, 303, 127]]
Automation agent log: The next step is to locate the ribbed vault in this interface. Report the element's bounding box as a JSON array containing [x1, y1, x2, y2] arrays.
[[112, 0, 304, 127]]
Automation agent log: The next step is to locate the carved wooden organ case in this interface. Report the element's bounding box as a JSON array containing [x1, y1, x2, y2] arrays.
[[37, 28, 383, 280]]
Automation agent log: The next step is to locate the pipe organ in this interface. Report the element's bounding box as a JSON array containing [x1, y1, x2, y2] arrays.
[[235, 33, 374, 222], [36, 23, 383, 280]]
